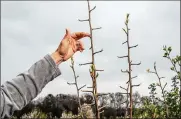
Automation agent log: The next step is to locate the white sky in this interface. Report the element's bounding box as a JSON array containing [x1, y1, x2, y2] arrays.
[[1, 1, 180, 99]]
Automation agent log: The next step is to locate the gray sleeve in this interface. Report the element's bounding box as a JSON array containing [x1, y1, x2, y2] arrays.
[[0, 54, 61, 118]]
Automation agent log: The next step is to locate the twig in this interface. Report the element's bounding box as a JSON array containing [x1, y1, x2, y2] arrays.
[[96, 69, 104, 71], [132, 83, 141, 87], [79, 62, 92, 66], [129, 44, 138, 49], [90, 6, 96, 12], [67, 82, 76, 85], [78, 19, 89, 22], [131, 62, 141, 65], [121, 69, 129, 73], [68, 57, 85, 118], [122, 41, 127, 45], [93, 49, 103, 55], [81, 90, 93, 93], [118, 55, 128, 59], [92, 27, 102, 31], [78, 84, 86, 90], [119, 86, 127, 91], [131, 76, 138, 79]]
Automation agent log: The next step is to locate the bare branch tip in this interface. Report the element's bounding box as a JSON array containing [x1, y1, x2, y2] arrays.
[[93, 49, 103, 55], [78, 19, 89, 22]]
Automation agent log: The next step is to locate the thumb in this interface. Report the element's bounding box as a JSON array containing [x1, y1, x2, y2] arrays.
[[63, 28, 71, 39]]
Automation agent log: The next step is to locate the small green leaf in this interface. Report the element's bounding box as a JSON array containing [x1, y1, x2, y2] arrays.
[[90, 64, 95, 71], [168, 46, 172, 52], [96, 73, 99, 78], [177, 55, 181, 61], [163, 52, 168, 57], [170, 67, 174, 71], [122, 28, 127, 34], [126, 13, 130, 19], [172, 59, 176, 64]]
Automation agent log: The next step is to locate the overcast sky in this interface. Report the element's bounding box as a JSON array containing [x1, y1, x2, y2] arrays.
[[1, 1, 180, 99]]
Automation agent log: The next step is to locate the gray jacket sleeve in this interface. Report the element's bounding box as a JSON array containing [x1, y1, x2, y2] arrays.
[[0, 54, 61, 118]]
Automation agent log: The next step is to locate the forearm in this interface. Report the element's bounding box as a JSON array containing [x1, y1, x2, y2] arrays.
[[1, 53, 62, 118]]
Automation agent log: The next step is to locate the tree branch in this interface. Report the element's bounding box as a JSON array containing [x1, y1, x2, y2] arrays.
[[79, 62, 92, 66], [93, 49, 103, 55], [163, 83, 167, 91], [92, 27, 102, 31], [118, 55, 128, 59], [131, 61, 141, 65], [98, 105, 106, 111], [129, 44, 138, 49], [122, 28, 127, 34], [78, 84, 86, 90], [87, 86, 93, 88], [132, 83, 141, 87], [121, 69, 129, 73], [119, 86, 127, 91], [81, 90, 93, 93], [90, 6, 96, 12], [122, 41, 127, 45], [100, 110, 104, 114], [96, 69, 104, 71], [87, 103, 95, 106], [121, 100, 128, 104], [78, 19, 89, 22], [67, 82, 76, 85], [131, 76, 137, 79], [97, 93, 110, 97]]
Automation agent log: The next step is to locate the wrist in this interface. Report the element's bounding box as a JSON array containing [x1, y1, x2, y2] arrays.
[[51, 51, 64, 65]]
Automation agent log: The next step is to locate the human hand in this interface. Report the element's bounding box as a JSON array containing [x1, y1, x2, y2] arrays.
[[51, 29, 90, 65]]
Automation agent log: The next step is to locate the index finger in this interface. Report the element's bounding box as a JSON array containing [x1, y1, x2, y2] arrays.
[[71, 32, 90, 40]]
